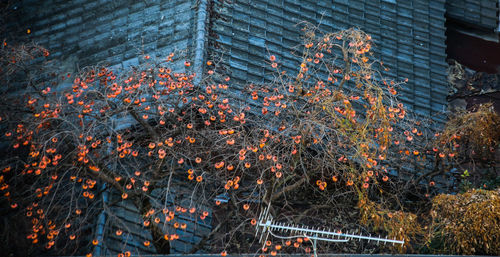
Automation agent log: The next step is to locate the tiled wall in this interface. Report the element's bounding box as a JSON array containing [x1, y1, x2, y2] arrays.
[[446, 0, 498, 31], [13, 0, 197, 71], [208, 0, 449, 123]]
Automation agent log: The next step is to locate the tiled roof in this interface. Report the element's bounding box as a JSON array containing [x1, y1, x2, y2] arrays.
[[208, 0, 449, 123], [16, 0, 197, 71], [102, 186, 212, 255], [445, 0, 499, 31], [7, 0, 451, 122]]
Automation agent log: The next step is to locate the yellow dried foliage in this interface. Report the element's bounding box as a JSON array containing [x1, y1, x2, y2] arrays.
[[439, 103, 500, 159], [358, 198, 422, 253], [429, 189, 500, 255]]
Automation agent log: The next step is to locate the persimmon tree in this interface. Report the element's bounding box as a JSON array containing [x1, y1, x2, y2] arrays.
[[0, 26, 487, 256], [0, 40, 259, 255]]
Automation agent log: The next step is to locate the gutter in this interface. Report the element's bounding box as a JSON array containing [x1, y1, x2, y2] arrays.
[[192, 0, 209, 86]]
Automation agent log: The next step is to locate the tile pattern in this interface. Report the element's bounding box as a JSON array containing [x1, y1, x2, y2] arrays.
[[208, 0, 449, 123], [103, 186, 212, 255], [446, 0, 499, 31], [16, 0, 197, 71]]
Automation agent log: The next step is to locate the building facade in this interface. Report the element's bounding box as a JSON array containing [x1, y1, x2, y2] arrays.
[[2, 0, 472, 255]]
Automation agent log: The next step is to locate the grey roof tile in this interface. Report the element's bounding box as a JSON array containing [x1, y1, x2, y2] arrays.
[[446, 0, 499, 30], [208, 0, 448, 124]]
